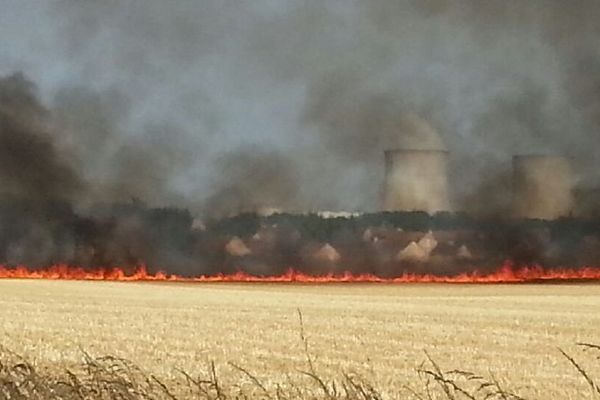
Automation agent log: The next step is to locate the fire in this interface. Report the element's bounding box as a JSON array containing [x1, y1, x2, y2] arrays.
[[1, 263, 600, 283]]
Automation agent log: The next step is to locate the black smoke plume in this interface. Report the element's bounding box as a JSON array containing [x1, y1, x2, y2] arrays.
[[0, 73, 83, 202]]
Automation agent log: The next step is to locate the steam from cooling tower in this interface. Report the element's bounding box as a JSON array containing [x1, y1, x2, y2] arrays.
[[382, 115, 452, 213], [512, 155, 575, 220]]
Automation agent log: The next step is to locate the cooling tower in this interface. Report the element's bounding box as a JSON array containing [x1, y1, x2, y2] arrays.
[[512, 155, 575, 220], [383, 149, 452, 213]]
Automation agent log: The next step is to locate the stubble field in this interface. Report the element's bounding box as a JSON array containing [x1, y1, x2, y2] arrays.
[[0, 280, 599, 399]]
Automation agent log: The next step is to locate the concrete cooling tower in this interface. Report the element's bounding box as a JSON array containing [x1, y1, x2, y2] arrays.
[[512, 155, 575, 220], [383, 149, 453, 213]]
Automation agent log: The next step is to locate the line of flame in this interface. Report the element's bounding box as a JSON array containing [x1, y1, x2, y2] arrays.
[[1, 263, 600, 283]]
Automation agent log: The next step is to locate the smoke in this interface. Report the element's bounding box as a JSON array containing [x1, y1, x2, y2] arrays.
[[2, 1, 600, 214], [2, 1, 600, 271], [512, 156, 576, 220], [0, 73, 83, 202], [204, 147, 301, 217], [52, 86, 198, 208]]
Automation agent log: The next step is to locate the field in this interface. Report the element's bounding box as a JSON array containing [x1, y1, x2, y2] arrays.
[[0, 280, 599, 399]]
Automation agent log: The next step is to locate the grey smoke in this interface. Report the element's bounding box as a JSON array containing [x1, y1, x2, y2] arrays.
[[204, 146, 300, 216], [1, 1, 600, 215]]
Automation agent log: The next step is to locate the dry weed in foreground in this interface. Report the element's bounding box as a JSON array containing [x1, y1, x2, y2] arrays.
[[0, 336, 599, 399]]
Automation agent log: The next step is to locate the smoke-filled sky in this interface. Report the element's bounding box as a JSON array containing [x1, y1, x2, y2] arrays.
[[1, 1, 600, 216]]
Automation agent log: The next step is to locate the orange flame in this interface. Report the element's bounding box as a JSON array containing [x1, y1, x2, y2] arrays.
[[1, 263, 600, 283]]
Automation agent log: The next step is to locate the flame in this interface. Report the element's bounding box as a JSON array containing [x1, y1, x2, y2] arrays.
[[1, 263, 600, 283]]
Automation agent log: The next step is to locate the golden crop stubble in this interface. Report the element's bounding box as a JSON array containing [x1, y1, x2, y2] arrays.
[[0, 280, 599, 398]]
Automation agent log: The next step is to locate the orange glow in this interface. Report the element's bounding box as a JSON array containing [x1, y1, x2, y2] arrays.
[[1, 263, 600, 283]]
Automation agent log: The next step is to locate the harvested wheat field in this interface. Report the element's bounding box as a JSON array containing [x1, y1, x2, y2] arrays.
[[1, 280, 599, 399]]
